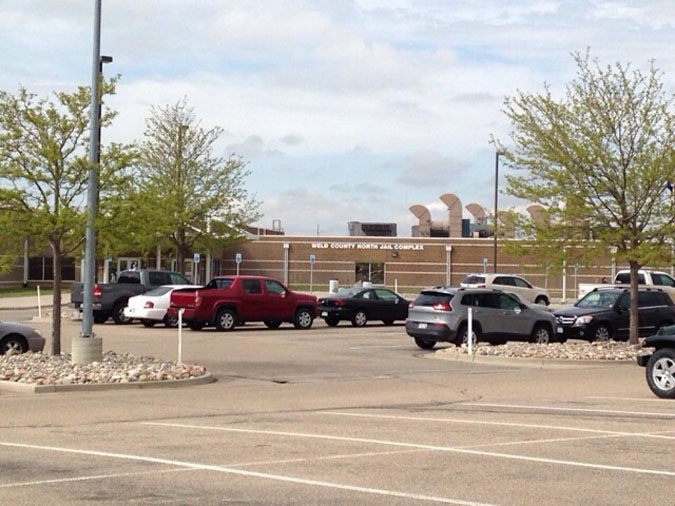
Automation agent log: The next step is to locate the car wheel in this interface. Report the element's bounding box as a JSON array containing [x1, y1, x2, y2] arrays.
[[141, 319, 156, 328], [414, 337, 436, 350], [112, 302, 132, 325], [591, 324, 611, 342], [535, 296, 549, 306], [531, 324, 551, 344], [215, 309, 236, 331], [0, 335, 27, 355], [293, 308, 314, 329], [646, 348, 675, 399], [93, 311, 108, 324], [382, 319, 395, 326], [351, 310, 367, 327], [324, 316, 340, 327], [188, 321, 205, 331], [163, 313, 179, 328], [455, 323, 480, 347], [264, 320, 282, 329]]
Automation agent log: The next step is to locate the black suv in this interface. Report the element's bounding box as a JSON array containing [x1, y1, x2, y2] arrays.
[[553, 287, 675, 342]]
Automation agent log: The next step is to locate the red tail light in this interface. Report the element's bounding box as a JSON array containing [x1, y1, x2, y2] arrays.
[[144, 301, 154, 309], [93, 284, 101, 298], [432, 302, 452, 311], [409, 302, 414, 308], [477, 284, 486, 288], [195, 291, 201, 306], [334, 299, 345, 306]]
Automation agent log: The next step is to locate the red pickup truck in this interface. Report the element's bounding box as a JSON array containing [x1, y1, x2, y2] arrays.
[[168, 275, 318, 331]]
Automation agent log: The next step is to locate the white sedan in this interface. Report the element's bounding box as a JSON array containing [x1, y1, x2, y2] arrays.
[[124, 285, 197, 328]]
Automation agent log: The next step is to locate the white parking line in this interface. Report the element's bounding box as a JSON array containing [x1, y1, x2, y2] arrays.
[[0, 468, 192, 489], [586, 396, 675, 403], [463, 402, 675, 418], [142, 422, 675, 477], [230, 449, 427, 467], [0, 442, 495, 506], [349, 345, 410, 349], [319, 411, 675, 440]]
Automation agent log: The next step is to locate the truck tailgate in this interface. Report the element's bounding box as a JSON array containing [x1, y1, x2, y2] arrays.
[[170, 289, 199, 309]]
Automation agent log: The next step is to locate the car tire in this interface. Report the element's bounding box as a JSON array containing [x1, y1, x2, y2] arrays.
[[646, 348, 675, 399], [414, 337, 436, 350], [141, 319, 156, 328], [264, 320, 282, 329], [188, 321, 205, 331], [455, 323, 480, 347], [93, 311, 108, 324], [531, 324, 551, 344], [590, 324, 611, 342], [112, 302, 132, 325], [324, 316, 340, 327], [164, 313, 179, 328], [351, 310, 367, 327], [293, 308, 314, 329], [215, 309, 236, 331], [382, 319, 395, 326], [0, 334, 28, 355], [534, 296, 549, 306]]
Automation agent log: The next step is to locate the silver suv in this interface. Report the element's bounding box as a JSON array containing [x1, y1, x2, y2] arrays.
[[406, 287, 561, 350]]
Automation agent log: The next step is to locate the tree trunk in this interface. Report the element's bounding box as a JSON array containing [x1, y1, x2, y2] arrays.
[[50, 241, 62, 355], [629, 260, 640, 345]]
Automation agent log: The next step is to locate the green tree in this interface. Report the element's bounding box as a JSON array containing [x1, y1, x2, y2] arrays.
[[0, 81, 134, 354], [130, 98, 261, 272], [498, 51, 675, 344]]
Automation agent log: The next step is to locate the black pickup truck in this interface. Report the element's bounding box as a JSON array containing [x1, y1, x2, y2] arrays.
[[71, 269, 191, 324]]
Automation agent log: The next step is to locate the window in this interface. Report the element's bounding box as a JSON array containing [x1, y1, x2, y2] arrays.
[[512, 277, 532, 288], [461, 293, 496, 308], [170, 272, 190, 284], [638, 292, 666, 307], [206, 278, 233, 289], [148, 272, 171, 286], [242, 279, 262, 294], [144, 286, 173, 297], [615, 272, 646, 284], [360, 290, 374, 299], [414, 292, 454, 307], [374, 289, 398, 302], [492, 277, 512, 286], [462, 275, 485, 285], [264, 280, 286, 294], [652, 273, 675, 287], [496, 293, 521, 310], [117, 271, 141, 284], [355, 262, 384, 284], [577, 291, 621, 308]]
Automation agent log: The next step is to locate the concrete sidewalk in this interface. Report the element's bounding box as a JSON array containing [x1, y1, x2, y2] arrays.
[[0, 292, 70, 311]]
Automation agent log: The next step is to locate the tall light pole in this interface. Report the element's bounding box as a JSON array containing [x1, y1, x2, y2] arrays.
[[493, 151, 502, 273], [75, 0, 108, 364]]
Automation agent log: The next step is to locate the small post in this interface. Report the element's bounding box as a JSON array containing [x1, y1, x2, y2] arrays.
[[467, 307, 473, 356], [395, 278, 398, 293], [37, 285, 42, 319], [177, 309, 184, 365]]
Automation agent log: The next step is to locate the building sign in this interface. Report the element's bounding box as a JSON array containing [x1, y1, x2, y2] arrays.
[[311, 242, 424, 251]]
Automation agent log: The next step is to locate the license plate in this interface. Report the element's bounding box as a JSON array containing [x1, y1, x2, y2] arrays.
[[321, 311, 328, 317], [418, 323, 427, 329], [557, 326, 563, 333]]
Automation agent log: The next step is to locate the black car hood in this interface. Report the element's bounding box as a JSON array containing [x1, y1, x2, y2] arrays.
[[553, 306, 612, 317]]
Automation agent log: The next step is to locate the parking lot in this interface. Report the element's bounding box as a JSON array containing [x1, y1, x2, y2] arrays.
[[1, 312, 674, 505]]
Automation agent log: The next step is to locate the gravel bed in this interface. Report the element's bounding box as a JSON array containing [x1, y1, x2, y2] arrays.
[[437, 340, 649, 361], [0, 351, 207, 385]]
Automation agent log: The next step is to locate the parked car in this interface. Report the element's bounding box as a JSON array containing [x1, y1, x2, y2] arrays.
[[168, 275, 318, 331], [405, 287, 560, 350], [637, 325, 675, 398], [318, 287, 409, 327], [124, 284, 197, 328], [460, 273, 550, 305], [71, 269, 191, 324], [0, 321, 45, 355], [553, 287, 675, 342], [578, 269, 675, 302]]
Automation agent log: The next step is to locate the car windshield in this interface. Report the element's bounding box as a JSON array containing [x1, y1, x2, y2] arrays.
[[144, 286, 173, 297], [576, 291, 621, 308]]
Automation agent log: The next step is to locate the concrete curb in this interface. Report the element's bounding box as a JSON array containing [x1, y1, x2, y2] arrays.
[[428, 351, 638, 369], [0, 372, 215, 394]]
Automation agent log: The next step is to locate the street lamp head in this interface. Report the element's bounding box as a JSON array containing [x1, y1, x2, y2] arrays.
[[100, 55, 113, 64]]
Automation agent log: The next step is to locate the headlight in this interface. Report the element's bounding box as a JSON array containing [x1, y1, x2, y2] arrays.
[[573, 316, 594, 326]]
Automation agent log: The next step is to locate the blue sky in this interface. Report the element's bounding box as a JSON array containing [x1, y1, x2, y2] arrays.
[[1, 0, 674, 236]]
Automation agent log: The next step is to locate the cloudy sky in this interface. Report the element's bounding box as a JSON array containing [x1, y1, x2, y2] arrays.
[[2, 1, 674, 236]]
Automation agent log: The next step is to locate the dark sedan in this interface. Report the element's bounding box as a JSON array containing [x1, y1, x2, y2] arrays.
[[0, 321, 45, 355], [318, 287, 409, 327]]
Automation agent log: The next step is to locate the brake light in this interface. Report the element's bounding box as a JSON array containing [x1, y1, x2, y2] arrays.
[[334, 298, 345, 306], [409, 302, 414, 308], [432, 302, 452, 311], [477, 284, 486, 288], [93, 284, 101, 298], [144, 301, 154, 309], [195, 291, 201, 306]]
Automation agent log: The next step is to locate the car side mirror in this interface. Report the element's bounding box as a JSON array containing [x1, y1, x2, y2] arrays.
[[520, 303, 527, 310]]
